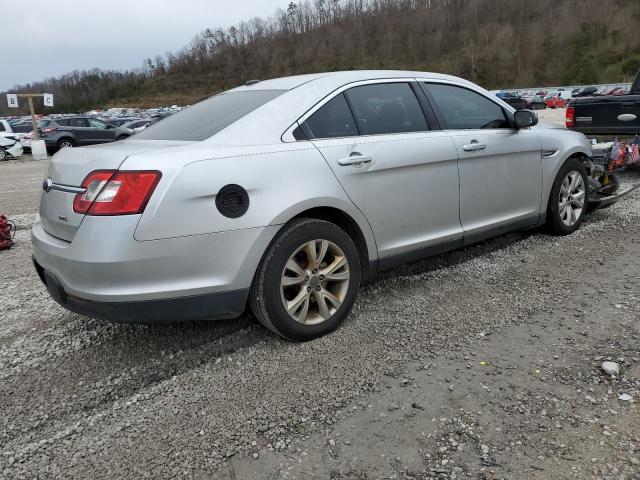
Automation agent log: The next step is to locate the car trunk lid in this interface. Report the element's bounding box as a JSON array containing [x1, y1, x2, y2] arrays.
[[39, 140, 190, 241]]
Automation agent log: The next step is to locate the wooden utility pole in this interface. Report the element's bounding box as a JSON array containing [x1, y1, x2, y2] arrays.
[[18, 93, 45, 141]]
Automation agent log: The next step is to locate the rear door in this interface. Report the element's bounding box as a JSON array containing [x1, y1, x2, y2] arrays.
[[422, 82, 542, 238], [301, 80, 462, 260]]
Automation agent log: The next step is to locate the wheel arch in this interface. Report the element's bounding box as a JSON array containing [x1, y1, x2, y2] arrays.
[[542, 148, 592, 213]]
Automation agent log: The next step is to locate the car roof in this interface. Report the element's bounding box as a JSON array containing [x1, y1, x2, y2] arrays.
[[230, 70, 474, 92]]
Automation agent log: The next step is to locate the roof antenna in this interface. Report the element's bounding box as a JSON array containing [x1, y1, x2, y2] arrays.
[[245, 79, 261, 86]]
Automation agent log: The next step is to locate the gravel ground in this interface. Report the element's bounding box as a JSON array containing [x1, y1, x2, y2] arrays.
[[1, 158, 639, 479]]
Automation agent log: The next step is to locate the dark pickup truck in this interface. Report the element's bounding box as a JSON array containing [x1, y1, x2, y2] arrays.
[[566, 69, 640, 136]]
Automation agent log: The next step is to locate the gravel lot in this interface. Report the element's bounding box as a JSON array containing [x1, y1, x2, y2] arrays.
[[1, 157, 639, 480]]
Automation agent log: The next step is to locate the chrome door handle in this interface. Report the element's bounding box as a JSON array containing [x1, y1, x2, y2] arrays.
[[338, 155, 372, 166], [462, 142, 486, 152]]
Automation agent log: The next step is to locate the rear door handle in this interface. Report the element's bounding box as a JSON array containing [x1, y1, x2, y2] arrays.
[[462, 142, 486, 152], [338, 155, 372, 166]]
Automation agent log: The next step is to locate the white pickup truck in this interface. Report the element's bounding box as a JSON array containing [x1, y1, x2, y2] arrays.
[[0, 119, 24, 160]]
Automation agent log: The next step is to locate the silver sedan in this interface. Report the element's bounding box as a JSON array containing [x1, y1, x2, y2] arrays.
[[32, 70, 593, 341]]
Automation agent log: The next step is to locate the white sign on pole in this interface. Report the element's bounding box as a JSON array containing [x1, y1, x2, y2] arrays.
[[43, 93, 54, 107], [6, 94, 18, 108]]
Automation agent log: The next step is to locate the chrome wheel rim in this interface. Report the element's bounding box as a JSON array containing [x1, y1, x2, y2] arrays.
[[60, 141, 73, 148], [280, 239, 350, 325], [559, 171, 585, 226]]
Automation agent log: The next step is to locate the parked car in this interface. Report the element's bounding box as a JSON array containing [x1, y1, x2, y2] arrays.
[[526, 95, 547, 110], [0, 136, 23, 160], [37, 116, 132, 151], [33, 70, 595, 341], [544, 92, 568, 109], [567, 69, 640, 135], [104, 117, 140, 127], [122, 119, 152, 133], [0, 119, 16, 141], [574, 86, 598, 97], [495, 92, 527, 110]]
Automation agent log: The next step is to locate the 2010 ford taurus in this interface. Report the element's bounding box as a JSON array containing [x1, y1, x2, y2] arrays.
[[33, 70, 594, 341]]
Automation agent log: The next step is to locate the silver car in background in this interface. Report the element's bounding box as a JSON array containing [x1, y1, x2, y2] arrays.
[[32, 70, 593, 341]]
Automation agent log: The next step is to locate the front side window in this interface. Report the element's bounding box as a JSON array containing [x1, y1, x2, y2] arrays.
[[135, 90, 285, 141], [301, 93, 358, 139], [345, 83, 428, 135], [426, 83, 510, 130], [88, 119, 108, 129]]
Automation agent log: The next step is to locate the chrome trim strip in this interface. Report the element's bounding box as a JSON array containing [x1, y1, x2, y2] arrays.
[[50, 183, 86, 194]]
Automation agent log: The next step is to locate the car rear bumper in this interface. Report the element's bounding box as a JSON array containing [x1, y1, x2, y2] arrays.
[[33, 257, 249, 323], [31, 216, 281, 322]]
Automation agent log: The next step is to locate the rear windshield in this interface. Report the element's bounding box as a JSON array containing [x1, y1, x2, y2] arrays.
[[134, 90, 285, 141], [37, 120, 50, 128]]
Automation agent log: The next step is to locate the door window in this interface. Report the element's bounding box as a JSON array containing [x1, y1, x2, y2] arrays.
[[301, 93, 358, 139], [425, 83, 510, 130], [345, 83, 428, 135], [68, 118, 90, 128], [88, 119, 108, 129]]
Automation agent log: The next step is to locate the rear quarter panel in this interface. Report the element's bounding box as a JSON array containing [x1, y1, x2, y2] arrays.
[[126, 142, 377, 260]]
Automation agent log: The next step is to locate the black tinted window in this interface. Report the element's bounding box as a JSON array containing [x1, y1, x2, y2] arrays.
[[37, 120, 50, 129], [0, 122, 5, 132], [135, 90, 285, 141], [301, 93, 358, 139], [68, 118, 89, 128], [426, 84, 509, 129], [55, 119, 69, 126], [345, 83, 428, 135]]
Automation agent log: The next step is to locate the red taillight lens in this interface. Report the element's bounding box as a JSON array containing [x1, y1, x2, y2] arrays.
[[565, 106, 575, 128], [42, 127, 56, 134], [73, 170, 161, 215]]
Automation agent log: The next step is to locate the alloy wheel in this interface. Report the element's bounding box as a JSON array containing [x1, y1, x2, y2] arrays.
[[559, 171, 585, 226], [60, 141, 73, 148], [280, 239, 350, 325]]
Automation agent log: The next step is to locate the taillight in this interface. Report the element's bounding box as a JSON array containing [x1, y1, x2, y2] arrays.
[[565, 106, 575, 128], [73, 170, 161, 215], [42, 127, 56, 134]]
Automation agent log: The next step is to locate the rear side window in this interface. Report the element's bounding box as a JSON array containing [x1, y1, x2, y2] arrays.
[[0, 122, 5, 132], [68, 118, 90, 127], [301, 93, 358, 139], [135, 90, 285, 141], [426, 83, 510, 129], [55, 119, 69, 126], [345, 83, 428, 135]]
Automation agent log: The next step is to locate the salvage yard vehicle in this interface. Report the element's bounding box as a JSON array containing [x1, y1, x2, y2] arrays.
[[0, 135, 23, 160], [37, 116, 132, 151], [33, 70, 599, 341], [566, 69, 640, 136]]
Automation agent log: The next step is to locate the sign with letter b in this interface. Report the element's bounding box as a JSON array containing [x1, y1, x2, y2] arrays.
[[6, 94, 18, 108]]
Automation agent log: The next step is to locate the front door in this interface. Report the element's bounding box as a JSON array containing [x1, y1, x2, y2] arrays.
[[423, 82, 542, 237], [301, 81, 463, 260]]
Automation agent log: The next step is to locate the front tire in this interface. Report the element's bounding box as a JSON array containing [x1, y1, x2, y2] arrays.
[[547, 158, 588, 235], [250, 218, 361, 341]]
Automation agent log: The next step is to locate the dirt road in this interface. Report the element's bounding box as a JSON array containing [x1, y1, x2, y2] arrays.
[[1, 159, 638, 479]]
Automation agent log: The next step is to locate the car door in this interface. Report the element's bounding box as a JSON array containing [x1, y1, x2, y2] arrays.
[[66, 118, 93, 145], [299, 80, 462, 262], [88, 118, 116, 143], [421, 82, 542, 239]]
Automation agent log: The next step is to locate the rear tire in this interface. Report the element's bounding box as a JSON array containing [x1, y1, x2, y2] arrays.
[[57, 138, 74, 149], [250, 218, 361, 341], [0, 149, 6, 161], [597, 172, 620, 195], [546, 158, 588, 235]]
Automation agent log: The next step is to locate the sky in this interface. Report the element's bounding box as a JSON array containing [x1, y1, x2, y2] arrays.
[[0, 0, 287, 92]]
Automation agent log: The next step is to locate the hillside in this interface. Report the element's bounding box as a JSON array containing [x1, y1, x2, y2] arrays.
[[2, 0, 640, 114]]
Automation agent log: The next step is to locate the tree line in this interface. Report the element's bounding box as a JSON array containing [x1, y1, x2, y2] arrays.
[[2, 0, 639, 115]]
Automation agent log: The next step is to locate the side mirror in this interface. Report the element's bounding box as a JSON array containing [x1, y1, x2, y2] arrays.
[[514, 109, 538, 128]]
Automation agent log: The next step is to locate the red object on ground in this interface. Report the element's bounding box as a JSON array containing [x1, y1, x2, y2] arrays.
[[0, 215, 15, 250]]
